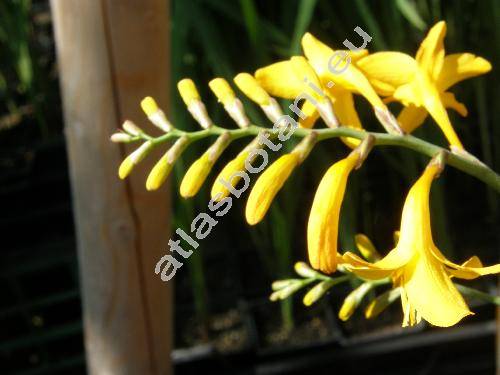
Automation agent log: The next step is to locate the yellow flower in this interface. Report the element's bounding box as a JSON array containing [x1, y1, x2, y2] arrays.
[[255, 55, 339, 129], [342, 162, 500, 327], [307, 152, 359, 273], [255, 34, 401, 147], [246, 153, 300, 225], [357, 21, 491, 150]]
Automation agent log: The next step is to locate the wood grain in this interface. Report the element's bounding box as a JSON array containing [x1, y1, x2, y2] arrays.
[[50, 0, 172, 373]]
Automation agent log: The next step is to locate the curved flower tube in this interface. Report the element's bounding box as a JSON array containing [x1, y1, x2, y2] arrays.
[[308, 152, 359, 273]]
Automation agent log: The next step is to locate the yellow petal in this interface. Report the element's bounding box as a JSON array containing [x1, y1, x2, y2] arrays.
[[440, 92, 468, 117], [180, 153, 213, 198], [211, 151, 249, 201], [437, 53, 492, 91], [298, 99, 320, 128], [255, 61, 301, 99], [342, 249, 412, 280], [301, 33, 386, 110], [329, 89, 362, 148], [301, 33, 368, 74], [431, 249, 500, 280], [246, 153, 300, 225], [355, 233, 381, 262], [234, 73, 271, 105], [307, 153, 358, 273], [397, 104, 428, 133], [414, 69, 464, 149], [401, 253, 472, 327], [255, 57, 325, 101], [416, 21, 446, 79], [356, 52, 417, 96]]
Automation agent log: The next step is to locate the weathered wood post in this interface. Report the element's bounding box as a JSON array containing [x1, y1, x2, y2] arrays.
[[50, 1, 172, 373]]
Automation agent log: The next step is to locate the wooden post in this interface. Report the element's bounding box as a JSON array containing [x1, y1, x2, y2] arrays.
[[50, 1, 172, 374]]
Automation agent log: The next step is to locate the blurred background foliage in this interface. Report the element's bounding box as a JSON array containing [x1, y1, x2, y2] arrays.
[[0, 0, 499, 372]]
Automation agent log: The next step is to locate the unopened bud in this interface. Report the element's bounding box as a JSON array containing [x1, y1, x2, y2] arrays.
[[141, 96, 172, 132], [122, 120, 143, 136], [146, 136, 189, 191], [355, 234, 381, 262], [118, 141, 154, 179], [365, 287, 401, 319], [271, 279, 298, 291], [294, 262, 320, 278], [234, 73, 270, 106], [303, 280, 334, 306], [110, 132, 133, 143], [338, 282, 372, 321]]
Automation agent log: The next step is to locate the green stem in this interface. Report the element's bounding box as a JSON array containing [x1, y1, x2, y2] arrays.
[[145, 125, 500, 193], [456, 284, 500, 306]]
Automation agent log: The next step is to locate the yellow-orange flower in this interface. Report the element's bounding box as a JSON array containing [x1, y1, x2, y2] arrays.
[[357, 21, 491, 150], [342, 162, 500, 327]]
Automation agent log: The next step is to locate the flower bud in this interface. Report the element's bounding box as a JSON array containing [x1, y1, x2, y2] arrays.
[[118, 141, 154, 179], [338, 282, 372, 321], [110, 132, 133, 143], [141, 96, 172, 132], [209, 77, 250, 128], [146, 137, 189, 190], [178, 78, 213, 129], [122, 120, 143, 136]]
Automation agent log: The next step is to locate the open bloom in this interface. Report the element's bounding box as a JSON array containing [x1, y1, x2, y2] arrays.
[[342, 161, 500, 327], [357, 21, 491, 150]]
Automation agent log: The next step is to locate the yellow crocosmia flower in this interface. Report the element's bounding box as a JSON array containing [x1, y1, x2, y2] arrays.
[[301, 33, 389, 113], [357, 21, 492, 149], [342, 163, 500, 327], [178, 78, 201, 106], [180, 153, 213, 198], [211, 150, 250, 201], [246, 153, 300, 225], [209, 78, 235, 106], [234, 73, 271, 106], [308, 152, 359, 273]]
